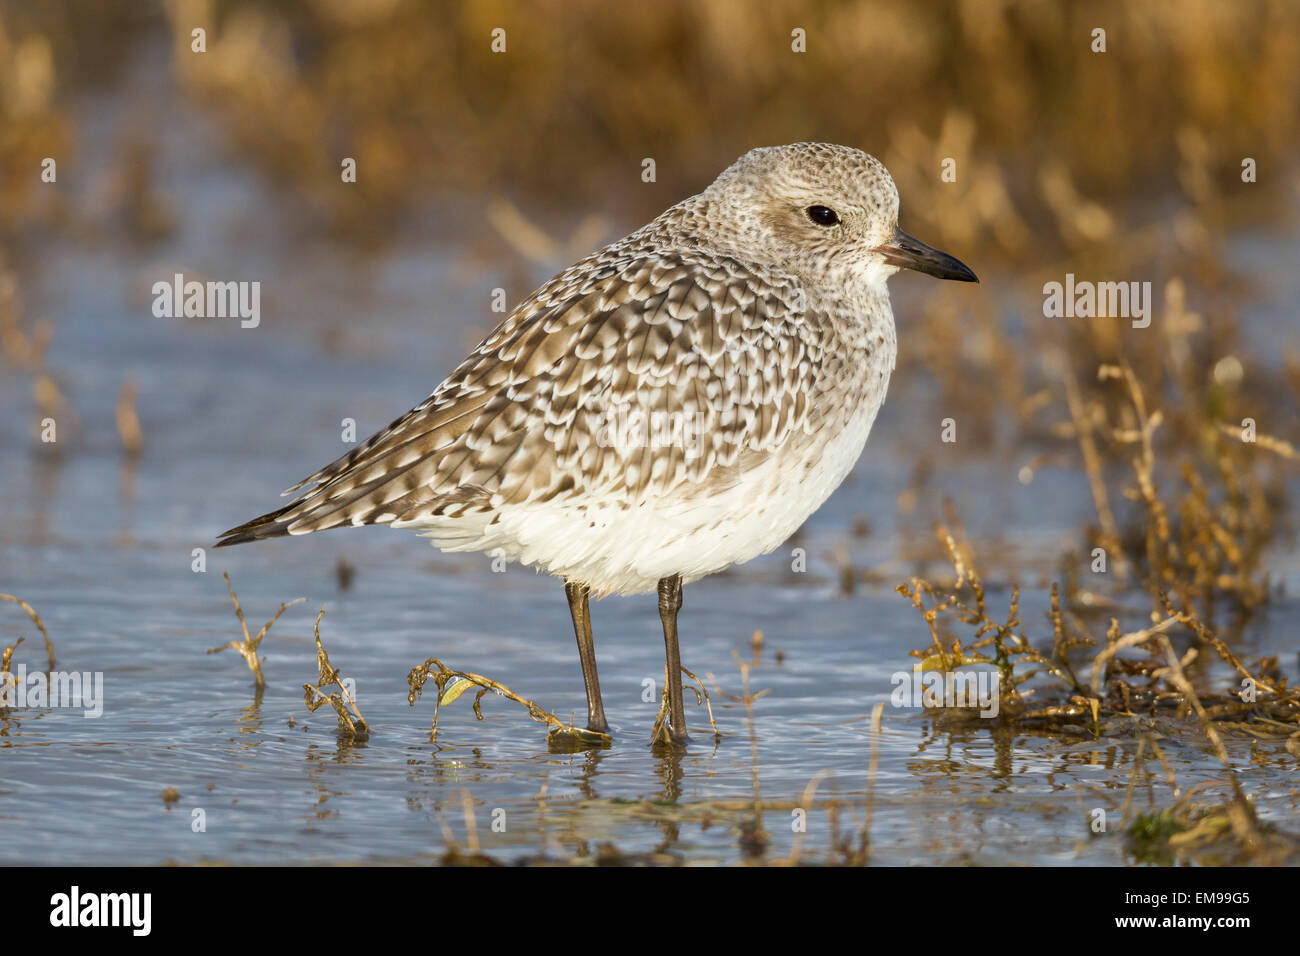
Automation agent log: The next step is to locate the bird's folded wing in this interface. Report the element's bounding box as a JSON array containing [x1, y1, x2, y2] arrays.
[[217, 248, 826, 544]]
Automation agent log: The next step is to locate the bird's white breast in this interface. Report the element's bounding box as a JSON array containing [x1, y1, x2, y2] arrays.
[[421, 292, 897, 595]]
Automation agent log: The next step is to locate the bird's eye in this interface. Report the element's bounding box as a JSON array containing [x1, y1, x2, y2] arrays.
[[806, 205, 839, 227]]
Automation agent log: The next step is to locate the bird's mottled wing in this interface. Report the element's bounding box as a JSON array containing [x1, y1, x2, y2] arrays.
[[216, 248, 825, 544]]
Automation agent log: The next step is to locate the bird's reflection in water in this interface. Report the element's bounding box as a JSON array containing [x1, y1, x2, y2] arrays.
[[570, 745, 606, 801], [651, 745, 686, 854], [385, 725, 731, 861]]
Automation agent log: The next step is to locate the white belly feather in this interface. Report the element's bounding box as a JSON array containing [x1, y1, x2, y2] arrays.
[[417, 366, 887, 595]]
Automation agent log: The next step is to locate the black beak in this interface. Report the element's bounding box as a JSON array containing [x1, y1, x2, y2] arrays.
[[876, 228, 978, 282]]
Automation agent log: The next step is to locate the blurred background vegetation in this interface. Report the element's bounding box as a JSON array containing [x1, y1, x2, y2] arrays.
[[3, 0, 1298, 244], [2, 0, 1298, 592]]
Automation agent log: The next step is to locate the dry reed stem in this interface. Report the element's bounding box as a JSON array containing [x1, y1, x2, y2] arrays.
[[650, 664, 720, 744], [707, 656, 772, 855], [1060, 360, 1126, 578], [1217, 423, 1300, 461], [115, 379, 143, 455], [207, 572, 305, 689], [302, 606, 368, 740], [784, 768, 833, 866], [0, 593, 56, 669]]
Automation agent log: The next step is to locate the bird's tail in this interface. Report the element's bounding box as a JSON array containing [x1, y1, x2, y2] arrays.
[[214, 503, 299, 548]]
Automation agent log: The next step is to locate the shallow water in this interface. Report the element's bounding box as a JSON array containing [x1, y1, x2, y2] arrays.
[[1, 60, 1297, 866]]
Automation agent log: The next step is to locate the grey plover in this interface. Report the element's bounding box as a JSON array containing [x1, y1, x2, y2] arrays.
[[217, 143, 977, 742]]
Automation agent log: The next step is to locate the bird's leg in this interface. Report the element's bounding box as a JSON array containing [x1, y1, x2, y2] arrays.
[[657, 573, 688, 742], [565, 581, 609, 733]]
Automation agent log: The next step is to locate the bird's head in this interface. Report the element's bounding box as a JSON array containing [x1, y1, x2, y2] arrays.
[[702, 142, 977, 290]]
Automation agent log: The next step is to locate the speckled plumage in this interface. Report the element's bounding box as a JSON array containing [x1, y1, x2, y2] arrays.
[[220, 144, 970, 598]]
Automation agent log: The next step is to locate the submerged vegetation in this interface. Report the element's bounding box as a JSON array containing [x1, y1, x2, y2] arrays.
[[888, 345, 1299, 863], [408, 653, 611, 748]]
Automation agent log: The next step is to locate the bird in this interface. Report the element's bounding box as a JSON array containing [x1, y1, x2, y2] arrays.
[[216, 143, 977, 744]]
